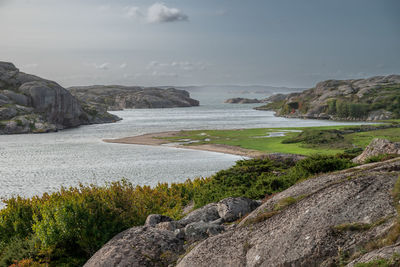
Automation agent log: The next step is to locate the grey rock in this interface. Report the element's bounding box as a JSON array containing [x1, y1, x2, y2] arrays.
[[184, 221, 225, 242], [84, 226, 184, 267], [177, 158, 400, 267], [156, 221, 183, 232], [178, 203, 220, 227], [347, 242, 400, 266], [174, 228, 186, 240], [2, 90, 29, 106], [0, 107, 17, 120], [217, 197, 260, 223], [19, 81, 83, 127], [145, 214, 173, 227], [353, 138, 400, 164]]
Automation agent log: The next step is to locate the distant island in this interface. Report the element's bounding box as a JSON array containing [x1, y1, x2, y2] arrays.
[[256, 75, 400, 121], [224, 97, 264, 104], [69, 85, 199, 111]]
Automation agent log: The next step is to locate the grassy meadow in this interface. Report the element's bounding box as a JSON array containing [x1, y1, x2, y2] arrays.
[[160, 123, 400, 156]]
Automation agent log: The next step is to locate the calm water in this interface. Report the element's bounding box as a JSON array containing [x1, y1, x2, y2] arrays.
[[0, 86, 366, 201]]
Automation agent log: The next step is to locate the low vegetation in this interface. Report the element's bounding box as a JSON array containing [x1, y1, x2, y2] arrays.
[[161, 124, 400, 156], [0, 155, 356, 266]]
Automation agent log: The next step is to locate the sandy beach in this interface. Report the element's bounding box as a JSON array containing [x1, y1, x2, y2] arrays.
[[103, 131, 266, 158]]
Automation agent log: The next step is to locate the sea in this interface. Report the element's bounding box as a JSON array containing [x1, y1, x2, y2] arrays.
[[0, 86, 367, 202]]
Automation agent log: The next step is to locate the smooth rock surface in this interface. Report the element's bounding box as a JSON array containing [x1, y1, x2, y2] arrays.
[[177, 158, 400, 267], [84, 226, 184, 267]]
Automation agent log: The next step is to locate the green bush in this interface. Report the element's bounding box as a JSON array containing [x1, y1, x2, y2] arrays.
[[193, 155, 355, 208], [282, 129, 344, 145]]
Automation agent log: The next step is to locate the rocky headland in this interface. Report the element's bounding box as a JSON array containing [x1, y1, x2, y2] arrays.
[[85, 139, 400, 267], [224, 98, 264, 104], [68, 85, 200, 111], [0, 62, 120, 134], [256, 75, 400, 121]]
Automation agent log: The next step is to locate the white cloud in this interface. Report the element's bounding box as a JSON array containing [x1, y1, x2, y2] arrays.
[[146, 3, 188, 23], [125, 6, 142, 19], [94, 63, 110, 70], [147, 61, 208, 72], [119, 63, 127, 69]]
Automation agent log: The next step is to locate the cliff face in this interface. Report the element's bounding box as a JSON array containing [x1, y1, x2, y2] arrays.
[[257, 75, 400, 121], [68, 85, 200, 111], [0, 62, 120, 134]]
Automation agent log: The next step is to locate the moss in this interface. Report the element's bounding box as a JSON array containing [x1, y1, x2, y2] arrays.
[[354, 253, 400, 267], [333, 217, 388, 232], [273, 195, 306, 211], [241, 211, 279, 227]]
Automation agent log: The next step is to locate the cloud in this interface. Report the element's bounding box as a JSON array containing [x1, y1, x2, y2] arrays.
[[119, 63, 127, 69], [147, 61, 208, 72], [125, 6, 142, 19], [94, 63, 110, 70], [146, 3, 188, 23], [151, 71, 178, 77], [22, 63, 39, 68]]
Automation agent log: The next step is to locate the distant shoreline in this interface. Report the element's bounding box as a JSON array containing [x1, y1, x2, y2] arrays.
[[103, 131, 265, 158]]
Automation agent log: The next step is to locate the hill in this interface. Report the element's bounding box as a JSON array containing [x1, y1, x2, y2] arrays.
[[256, 75, 400, 121]]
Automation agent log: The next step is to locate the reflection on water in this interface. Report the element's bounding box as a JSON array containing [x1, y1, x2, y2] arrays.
[[0, 100, 366, 201]]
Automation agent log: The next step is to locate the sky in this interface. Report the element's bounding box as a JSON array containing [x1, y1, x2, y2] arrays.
[[0, 0, 399, 88]]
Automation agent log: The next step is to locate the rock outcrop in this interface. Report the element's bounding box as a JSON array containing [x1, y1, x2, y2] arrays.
[[85, 197, 260, 267], [84, 226, 185, 267], [353, 138, 400, 164], [178, 158, 400, 266], [257, 75, 400, 121], [224, 98, 263, 104], [68, 85, 200, 111], [0, 62, 120, 134]]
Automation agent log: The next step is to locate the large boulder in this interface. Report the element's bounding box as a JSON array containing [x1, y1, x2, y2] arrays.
[[177, 158, 400, 267], [177, 203, 220, 227], [145, 214, 173, 227], [84, 226, 184, 267], [217, 197, 260, 222], [184, 221, 225, 242], [353, 138, 400, 164]]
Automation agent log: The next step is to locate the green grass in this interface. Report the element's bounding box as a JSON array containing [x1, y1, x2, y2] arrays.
[[160, 124, 400, 156]]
